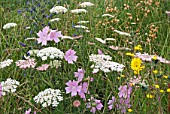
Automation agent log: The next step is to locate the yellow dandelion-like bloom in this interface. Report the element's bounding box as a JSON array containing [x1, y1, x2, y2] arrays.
[[163, 75, 168, 79], [134, 45, 142, 51], [160, 90, 164, 93], [121, 75, 125, 78], [126, 52, 135, 57], [131, 58, 145, 74], [146, 94, 153, 98], [128, 109, 133, 112], [155, 85, 159, 89], [167, 88, 170, 92], [152, 55, 157, 60], [153, 70, 158, 74]]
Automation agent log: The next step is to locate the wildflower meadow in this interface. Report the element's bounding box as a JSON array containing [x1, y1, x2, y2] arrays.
[[0, 0, 170, 113]]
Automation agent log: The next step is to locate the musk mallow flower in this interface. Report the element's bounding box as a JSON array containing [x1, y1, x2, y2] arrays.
[[3, 23, 17, 29], [50, 6, 67, 14], [108, 96, 115, 110], [0, 59, 13, 68], [25, 108, 36, 114], [65, 80, 81, 96], [86, 97, 103, 113], [47, 30, 63, 43], [64, 49, 78, 64], [33, 88, 63, 107], [1, 78, 20, 96], [37, 47, 64, 60], [37, 26, 50, 46], [70, 9, 87, 14], [78, 2, 94, 8], [74, 68, 85, 82], [0, 83, 2, 97], [118, 85, 132, 99], [15, 58, 37, 69], [78, 82, 89, 99]]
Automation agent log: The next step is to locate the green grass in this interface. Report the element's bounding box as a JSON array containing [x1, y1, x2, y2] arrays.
[[0, 0, 170, 113]]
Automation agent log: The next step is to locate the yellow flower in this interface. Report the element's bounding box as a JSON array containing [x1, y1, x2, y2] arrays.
[[163, 75, 168, 79], [155, 85, 159, 89], [152, 55, 157, 60], [160, 90, 164, 93], [117, 77, 120, 80], [134, 45, 142, 51], [126, 52, 135, 57], [128, 109, 133, 112], [146, 94, 153, 98], [167, 88, 170, 92], [153, 70, 158, 74], [131, 58, 145, 74], [121, 75, 125, 78]]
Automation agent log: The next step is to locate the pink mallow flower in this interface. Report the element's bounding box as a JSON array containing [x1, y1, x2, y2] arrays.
[[74, 68, 85, 82], [108, 96, 115, 110], [86, 97, 103, 113], [64, 49, 78, 64], [0, 83, 2, 97], [47, 30, 63, 43], [25, 108, 36, 114], [37, 26, 50, 46], [78, 82, 88, 99], [65, 80, 81, 96], [36, 64, 49, 71]]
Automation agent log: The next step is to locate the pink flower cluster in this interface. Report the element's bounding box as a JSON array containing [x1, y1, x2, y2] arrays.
[[65, 68, 89, 99], [37, 26, 63, 46], [15, 59, 37, 69]]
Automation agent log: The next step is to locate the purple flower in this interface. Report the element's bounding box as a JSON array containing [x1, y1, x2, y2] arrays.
[[0, 83, 2, 97], [98, 49, 103, 55], [108, 96, 115, 110], [74, 68, 85, 82], [37, 26, 50, 46], [78, 82, 88, 99], [65, 80, 82, 96], [86, 97, 103, 113], [118, 85, 132, 98], [64, 49, 78, 64], [25, 108, 31, 114], [47, 30, 63, 43], [116, 98, 131, 113]]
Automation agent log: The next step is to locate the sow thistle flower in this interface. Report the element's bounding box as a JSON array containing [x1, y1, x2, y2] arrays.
[[131, 58, 145, 74], [134, 45, 142, 51]]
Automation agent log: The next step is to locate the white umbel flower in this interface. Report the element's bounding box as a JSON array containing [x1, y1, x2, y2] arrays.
[[3, 23, 17, 29], [1, 78, 20, 96], [70, 9, 87, 14], [79, 2, 94, 7], [49, 18, 60, 22], [33, 88, 63, 107], [50, 6, 67, 14], [102, 14, 114, 18], [89, 54, 125, 73], [0, 59, 13, 68], [50, 60, 61, 68], [77, 21, 89, 24], [114, 30, 131, 37], [74, 25, 88, 29], [37, 47, 64, 60]]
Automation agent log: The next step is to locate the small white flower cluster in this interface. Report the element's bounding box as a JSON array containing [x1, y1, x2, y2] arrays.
[[49, 18, 60, 22], [114, 30, 131, 37], [50, 60, 61, 69], [89, 54, 125, 73], [102, 14, 114, 18], [1, 78, 20, 96], [79, 2, 94, 8], [74, 25, 88, 29], [37, 47, 64, 60], [70, 9, 87, 14], [33, 88, 63, 107], [3, 23, 17, 29], [50, 6, 67, 14], [0, 59, 13, 68]]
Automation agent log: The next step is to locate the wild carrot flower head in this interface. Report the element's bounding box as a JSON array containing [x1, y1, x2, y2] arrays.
[[73, 100, 81, 107], [64, 49, 78, 64], [65, 80, 81, 96], [131, 58, 145, 74], [36, 64, 49, 71], [0, 59, 13, 68], [15, 58, 37, 69]]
